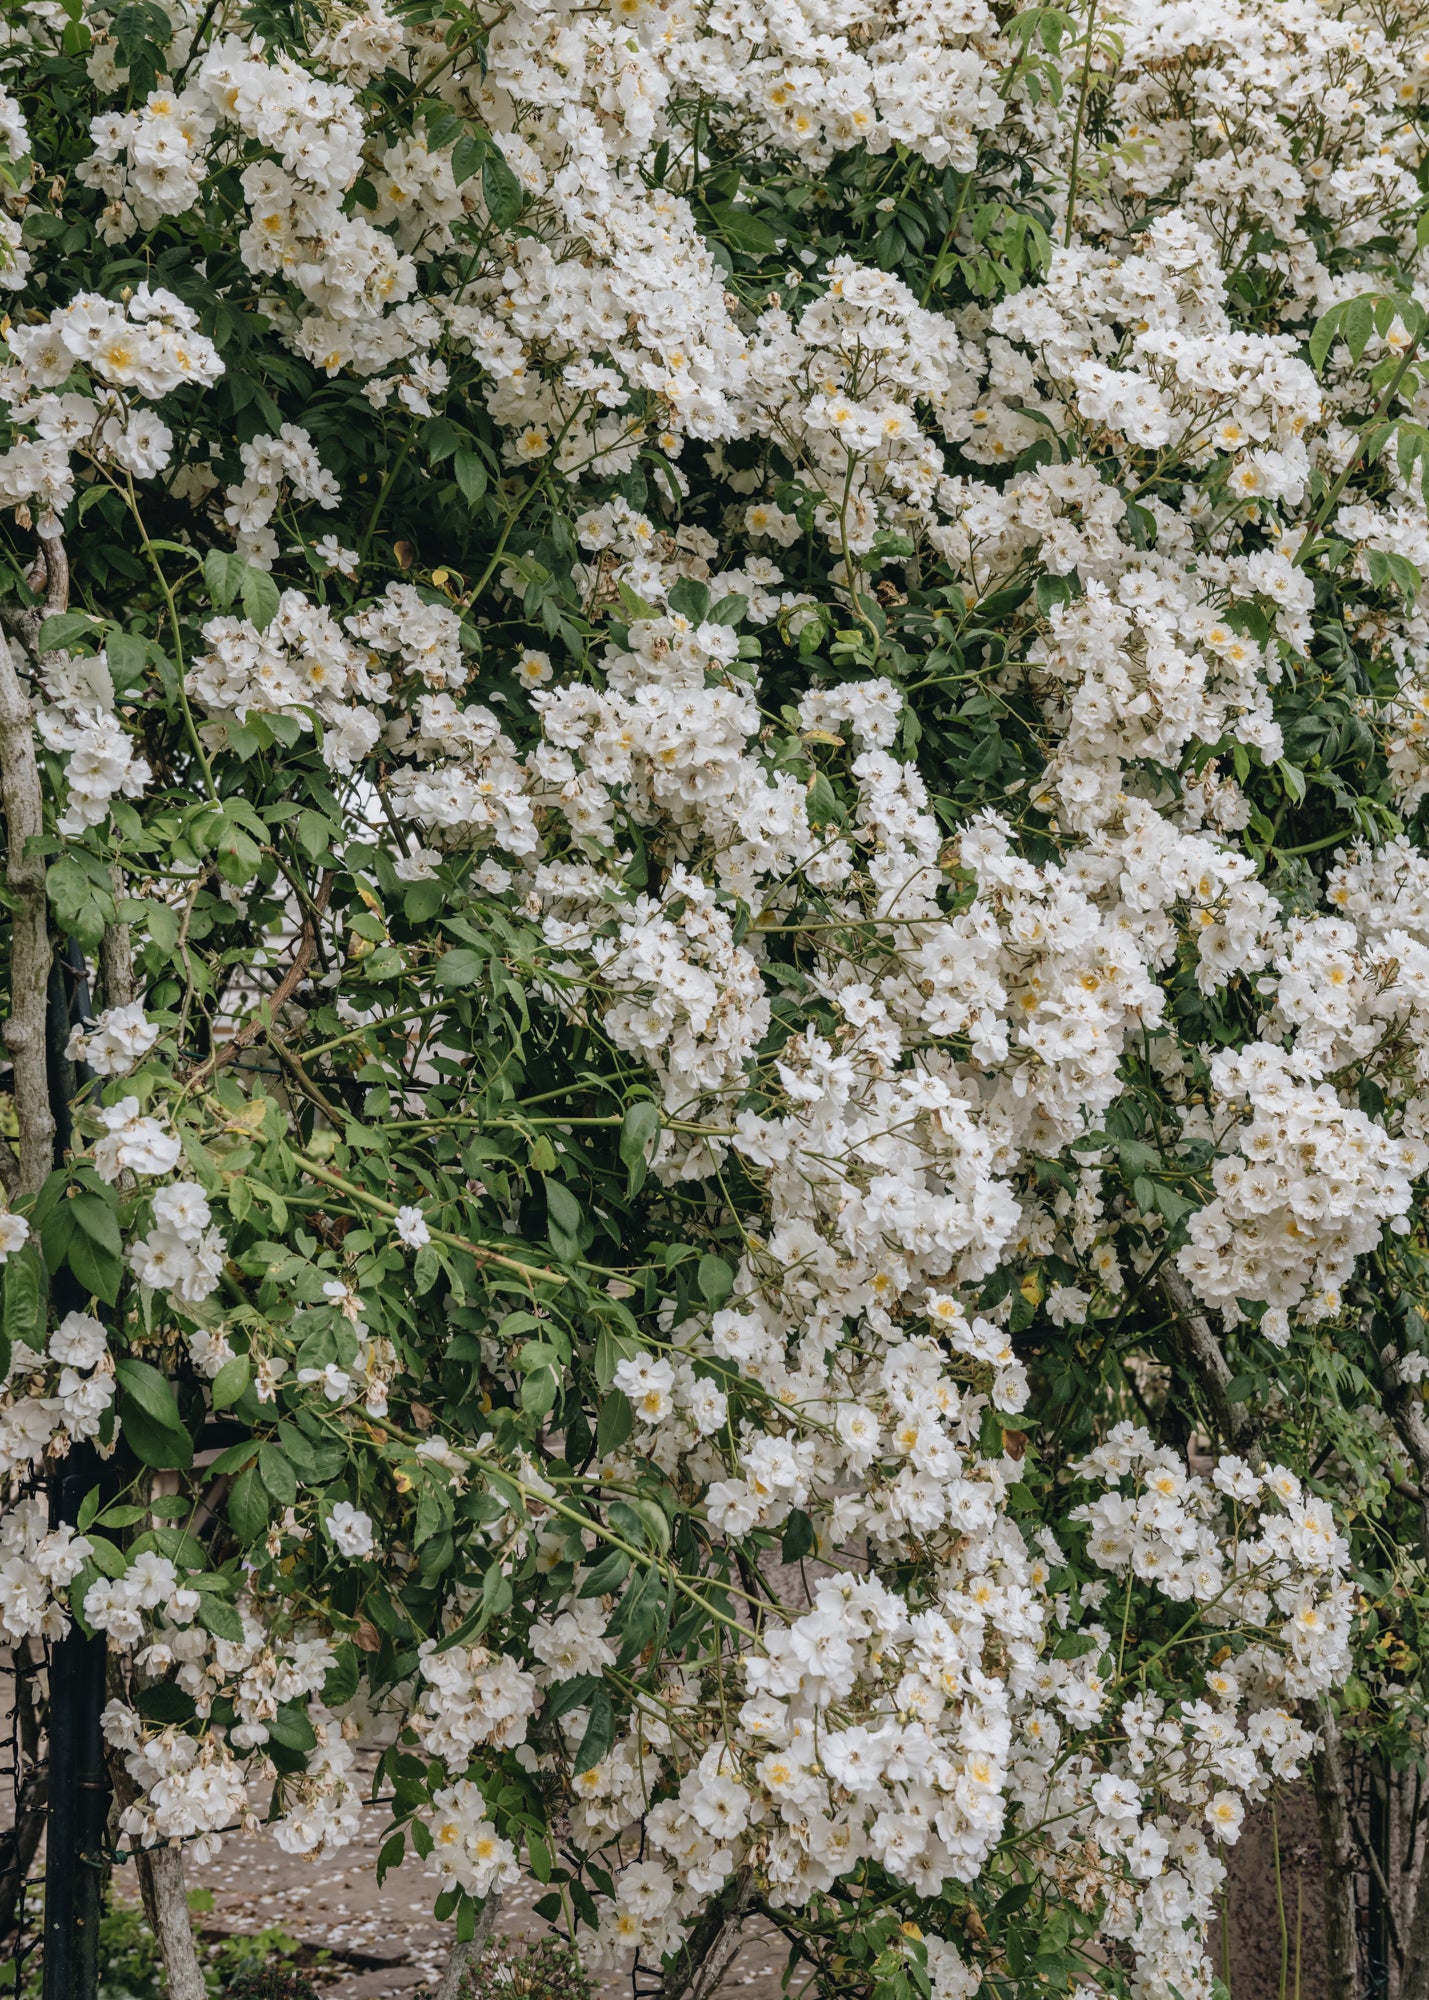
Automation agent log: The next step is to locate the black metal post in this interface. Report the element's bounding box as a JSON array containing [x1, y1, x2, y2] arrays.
[[42, 939, 108, 2000], [42, 1449, 108, 2000]]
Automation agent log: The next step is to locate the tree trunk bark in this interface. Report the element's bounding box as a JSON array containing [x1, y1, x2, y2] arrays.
[[98, 868, 135, 1012], [0, 1639, 47, 1941], [107, 1739, 207, 2000], [135, 1843, 207, 2000], [0, 631, 54, 1194], [1311, 1701, 1359, 2000], [433, 1891, 501, 2000], [655, 1867, 752, 2000], [1160, 1266, 1260, 1458]]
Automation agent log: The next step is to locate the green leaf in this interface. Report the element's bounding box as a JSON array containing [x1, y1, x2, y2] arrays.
[[1276, 760, 1306, 806], [115, 1357, 192, 1470], [620, 1101, 660, 1197], [521, 1358, 560, 1418], [1368, 547, 1421, 604], [1344, 293, 1376, 363], [545, 1177, 583, 1261], [84, 1534, 128, 1578], [113, 1357, 180, 1426], [267, 1705, 317, 1753], [702, 201, 779, 255], [47, 856, 117, 954], [578, 1547, 631, 1598], [60, 1195, 123, 1305], [474, 1556, 512, 1634], [697, 1254, 734, 1308], [1, 1241, 45, 1378], [667, 578, 711, 623], [240, 564, 281, 632], [276, 1421, 348, 1484], [453, 450, 488, 507], [1309, 302, 1343, 375], [210, 1354, 250, 1409], [258, 1443, 298, 1507], [203, 548, 248, 609], [482, 149, 524, 229], [196, 1594, 246, 1643], [136, 1683, 195, 1725], [435, 949, 485, 989], [323, 1641, 361, 1707], [214, 812, 264, 885], [596, 1388, 633, 1455], [609, 1496, 670, 1554], [781, 1507, 816, 1561], [297, 808, 334, 862], [546, 1673, 601, 1721], [106, 629, 149, 693], [452, 131, 486, 184], [572, 1685, 614, 1773], [227, 1466, 269, 1541], [39, 611, 103, 652]]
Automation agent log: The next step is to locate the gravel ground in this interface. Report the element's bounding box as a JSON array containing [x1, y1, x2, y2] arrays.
[[103, 1751, 789, 2000], [107, 1774, 1327, 2000]]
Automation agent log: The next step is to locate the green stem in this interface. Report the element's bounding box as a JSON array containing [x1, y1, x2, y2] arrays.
[[118, 474, 218, 801], [300, 1001, 452, 1060], [1276, 826, 1354, 857], [1297, 329, 1424, 558], [356, 430, 418, 566], [287, 1148, 567, 1287]]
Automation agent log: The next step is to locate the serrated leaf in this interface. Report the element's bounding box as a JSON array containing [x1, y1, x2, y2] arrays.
[[39, 611, 102, 652], [323, 1641, 361, 1707], [453, 450, 487, 507], [258, 1443, 297, 1506], [106, 629, 148, 692], [1, 1242, 44, 1376], [697, 1254, 734, 1308], [452, 131, 485, 184], [578, 1547, 631, 1598], [197, 1594, 245, 1642], [572, 1685, 614, 1773], [114, 1356, 179, 1428], [619, 1100, 660, 1197], [482, 148, 524, 229], [267, 1705, 317, 1753], [545, 1177, 583, 1261], [227, 1465, 269, 1541], [210, 1354, 250, 1409], [667, 577, 710, 623], [240, 565, 281, 632], [203, 548, 247, 609], [435, 948, 485, 988], [1344, 293, 1376, 363]]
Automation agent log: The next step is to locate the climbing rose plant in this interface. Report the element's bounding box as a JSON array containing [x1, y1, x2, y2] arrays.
[[5, 0, 1429, 1995]]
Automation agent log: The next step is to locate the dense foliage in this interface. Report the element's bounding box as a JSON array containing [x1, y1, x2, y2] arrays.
[[3, 0, 1429, 1996]]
